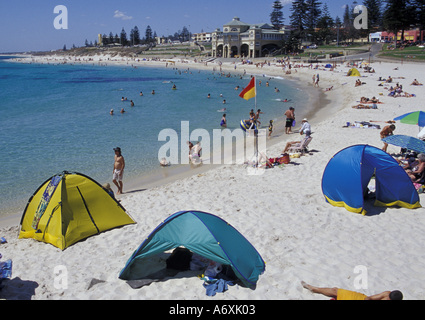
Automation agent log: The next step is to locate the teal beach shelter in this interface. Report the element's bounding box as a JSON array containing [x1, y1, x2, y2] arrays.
[[322, 145, 421, 215], [119, 211, 265, 288]]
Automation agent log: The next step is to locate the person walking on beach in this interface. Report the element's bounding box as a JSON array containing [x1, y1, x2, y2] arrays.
[[301, 281, 403, 300], [380, 124, 396, 152], [284, 107, 295, 134], [268, 120, 273, 138], [113, 147, 125, 195]]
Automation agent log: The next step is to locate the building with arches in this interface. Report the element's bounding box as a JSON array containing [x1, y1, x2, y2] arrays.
[[211, 17, 288, 59]]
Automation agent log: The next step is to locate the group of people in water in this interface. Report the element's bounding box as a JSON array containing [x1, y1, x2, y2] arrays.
[[109, 85, 177, 115]]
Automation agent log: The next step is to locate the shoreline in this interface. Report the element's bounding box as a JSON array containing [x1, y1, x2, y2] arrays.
[[2, 54, 425, 300], [0, 55, 325, 227]]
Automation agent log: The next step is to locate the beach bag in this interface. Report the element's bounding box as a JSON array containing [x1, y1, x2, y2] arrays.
[[281, 153, 290, 164], [166, 247, 193, 271]]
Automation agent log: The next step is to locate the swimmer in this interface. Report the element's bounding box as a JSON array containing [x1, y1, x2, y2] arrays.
[[110, 109, 114, 115], [220, 114, 227, 128]]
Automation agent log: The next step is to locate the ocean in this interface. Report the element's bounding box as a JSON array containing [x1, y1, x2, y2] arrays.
[[0, 56, 309, 217]]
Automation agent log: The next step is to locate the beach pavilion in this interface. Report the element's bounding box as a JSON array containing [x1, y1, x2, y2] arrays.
[[211, 17, 289, 59]]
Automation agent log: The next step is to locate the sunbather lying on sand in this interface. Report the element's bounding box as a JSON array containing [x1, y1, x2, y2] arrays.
[[301, 281, 403, 300], [360, 96, 381, 104], [411, 79, 423, 86], [352, 104, 377, 109]]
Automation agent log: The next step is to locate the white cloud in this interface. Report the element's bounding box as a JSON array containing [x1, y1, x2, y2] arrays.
[[113, 10, 133, 21]]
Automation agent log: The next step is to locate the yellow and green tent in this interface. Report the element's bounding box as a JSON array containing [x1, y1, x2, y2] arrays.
[[347, 68, 361, 76], [19, 171, 135, 250]]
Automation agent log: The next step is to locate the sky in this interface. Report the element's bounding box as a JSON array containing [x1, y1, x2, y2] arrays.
[[0, 0, 357, 53]]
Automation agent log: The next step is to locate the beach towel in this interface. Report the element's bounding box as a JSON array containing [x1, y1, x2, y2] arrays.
[[0, 259, 12, 280], [31, 175, 62, 229], [337, 289, 367, 300], [203, 278, 234, 296]]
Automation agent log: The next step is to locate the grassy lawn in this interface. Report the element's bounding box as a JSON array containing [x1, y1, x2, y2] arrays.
[[378, 44, 425, 61]]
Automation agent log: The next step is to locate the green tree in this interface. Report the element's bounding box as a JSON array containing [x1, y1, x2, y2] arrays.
[[412, 0, 425, 41], [102, 34, 109, 46], [316, 4, 334, 44], [363, 0, 383, 30], [383, 0, 415, 44], [130, 26, 141, 46], [270, 0, 284, 29], [305, 0, 322, 31], [290, 0, 307, 48], [181, 26, 190, 42], [145, 25, 153, 43], [120, 28, 128, 46]]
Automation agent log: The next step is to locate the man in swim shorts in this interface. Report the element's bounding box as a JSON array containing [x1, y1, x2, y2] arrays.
[[284, 107, 295, 134], [301, 281, 403, 300], [380, 124, 396, 152], [113, 147, 125, 195]]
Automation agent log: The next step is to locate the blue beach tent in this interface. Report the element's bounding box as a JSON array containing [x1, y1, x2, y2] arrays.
[[119, 210, 265, 288], [322, 145, 421, 215]]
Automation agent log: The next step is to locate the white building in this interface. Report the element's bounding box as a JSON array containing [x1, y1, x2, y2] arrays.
[[192, 32, 212, 42], [369, 32, 382, 42], [212, 17, 288, 58]]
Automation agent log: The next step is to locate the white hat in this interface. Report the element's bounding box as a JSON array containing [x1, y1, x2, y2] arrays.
[[302, 118, 308, 122]]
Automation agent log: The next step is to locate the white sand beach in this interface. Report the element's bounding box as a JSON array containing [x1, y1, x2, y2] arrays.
[[1, 53, 425, 301]]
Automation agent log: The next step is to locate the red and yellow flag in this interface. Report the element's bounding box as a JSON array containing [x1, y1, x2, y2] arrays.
[[239, 77, 256, 100]]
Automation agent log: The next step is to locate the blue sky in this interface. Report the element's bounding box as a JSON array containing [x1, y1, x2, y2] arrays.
[[0, 0, 356, 53]]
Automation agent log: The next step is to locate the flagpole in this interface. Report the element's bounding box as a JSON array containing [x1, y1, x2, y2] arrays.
[[254, 76, 257, 112], [254, 76, 259, 167]]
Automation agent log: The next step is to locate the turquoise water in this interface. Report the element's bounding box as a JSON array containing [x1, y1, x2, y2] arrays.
[[0, 56, 308, 216]]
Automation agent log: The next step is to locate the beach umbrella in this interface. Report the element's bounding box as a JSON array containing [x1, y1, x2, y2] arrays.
[[382, 135, 425, 154], [394, 111, 425, 128]]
